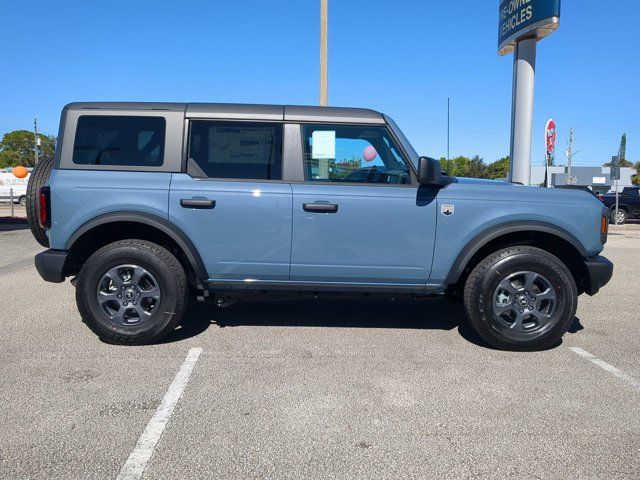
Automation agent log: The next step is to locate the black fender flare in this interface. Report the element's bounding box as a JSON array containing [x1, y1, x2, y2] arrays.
[[444, 220, 588, 285], [65, 211, 207, 282]]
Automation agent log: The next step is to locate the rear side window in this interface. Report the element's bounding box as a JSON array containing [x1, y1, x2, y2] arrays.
[[73, 116, 166, 166], [188, 121, 283, 180]]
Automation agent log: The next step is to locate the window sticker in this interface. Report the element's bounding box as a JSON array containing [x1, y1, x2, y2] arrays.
[[311, 130, 336, 160]]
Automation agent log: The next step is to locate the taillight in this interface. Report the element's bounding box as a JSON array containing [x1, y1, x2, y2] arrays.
[[39, 186, 51, 229]]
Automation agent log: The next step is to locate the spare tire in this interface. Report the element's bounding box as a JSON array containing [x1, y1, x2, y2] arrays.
[[26, 155, 54, 247]]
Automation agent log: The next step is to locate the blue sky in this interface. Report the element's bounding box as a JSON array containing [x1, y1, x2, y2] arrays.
[[1, 0, 637, 166]]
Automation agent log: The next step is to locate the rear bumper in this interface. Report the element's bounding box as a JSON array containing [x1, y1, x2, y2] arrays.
[[583, 255, 613, 296], [34, 249, 68, 283]]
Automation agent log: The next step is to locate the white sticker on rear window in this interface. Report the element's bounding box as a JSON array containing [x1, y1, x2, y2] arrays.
[[311, 131, 336, 160]]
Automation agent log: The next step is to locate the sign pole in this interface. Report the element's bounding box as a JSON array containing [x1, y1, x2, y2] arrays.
[[498, 0, 560, 185], [319, 0, 328, 106], [508, 38, 536, 185], [615, 178, 619, 225]]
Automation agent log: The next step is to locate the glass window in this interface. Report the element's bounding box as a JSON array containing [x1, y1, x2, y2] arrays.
[[302, 124, 411, 184], [188, 121, 283, 180], [73, 116, 165, 166]]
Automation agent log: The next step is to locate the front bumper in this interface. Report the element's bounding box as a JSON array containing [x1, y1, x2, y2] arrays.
[[34, 249, 69, 283], [583, 255, 613, 296]]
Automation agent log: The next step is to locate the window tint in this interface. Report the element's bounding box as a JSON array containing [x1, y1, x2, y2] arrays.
[[73, 116, 165, 166], [188, 121, 283, 180], [622, 187, 639, 196], [301, 124, 411, 184]]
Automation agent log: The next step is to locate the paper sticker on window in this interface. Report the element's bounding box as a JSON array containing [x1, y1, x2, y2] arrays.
[[311, 131, 335, 160]]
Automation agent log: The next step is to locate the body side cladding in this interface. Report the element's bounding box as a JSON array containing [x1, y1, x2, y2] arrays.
[[444, 220, 589, 285], [65, 211, 208, 282]]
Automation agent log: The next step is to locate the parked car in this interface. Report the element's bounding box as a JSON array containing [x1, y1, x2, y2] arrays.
[[28, 102, 613, 350], [0, 172, 29, 206], [600, 186, 640, 224]]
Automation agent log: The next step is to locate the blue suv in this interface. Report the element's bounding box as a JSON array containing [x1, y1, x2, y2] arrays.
[[29, 102, 613, 350]]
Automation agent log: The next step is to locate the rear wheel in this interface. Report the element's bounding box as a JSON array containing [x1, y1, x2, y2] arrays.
[[463, 246, 577, 351], [76, 239, 188, 345], [18, 196, 27, 206], [610, 208, 627, 225], [26, 155, 54, 247]]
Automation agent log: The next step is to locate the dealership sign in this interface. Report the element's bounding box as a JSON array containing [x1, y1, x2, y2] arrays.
[[498, 0, 561, 55], [545, 119, 556, 160]]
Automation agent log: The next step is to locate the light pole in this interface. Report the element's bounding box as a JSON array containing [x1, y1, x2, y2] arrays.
[[319, 0, 328, 106]]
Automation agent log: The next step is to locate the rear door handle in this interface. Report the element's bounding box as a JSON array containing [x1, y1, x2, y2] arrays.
[[303, 203, 339, 213], [180, 198, 216, 209]]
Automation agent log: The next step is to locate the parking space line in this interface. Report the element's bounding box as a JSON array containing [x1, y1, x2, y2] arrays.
[[116, 347, 203, 480], [570, 347, 640, 393]]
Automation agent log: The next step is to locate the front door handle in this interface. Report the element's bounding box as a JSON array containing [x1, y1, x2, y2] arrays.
[[180, 198, 216, 209], [303, 203, 339, 213]]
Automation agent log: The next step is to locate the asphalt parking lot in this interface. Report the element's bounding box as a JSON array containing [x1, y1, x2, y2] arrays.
[[0, 222, 639, 479]]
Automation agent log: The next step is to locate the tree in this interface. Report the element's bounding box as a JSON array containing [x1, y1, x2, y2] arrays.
[[632, 161, 640, 186], [485, 156, 511, 179], [0, 130, 56, 168]]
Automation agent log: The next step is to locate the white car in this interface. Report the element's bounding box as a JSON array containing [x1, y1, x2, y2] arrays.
[[0, 172, 29, 206]]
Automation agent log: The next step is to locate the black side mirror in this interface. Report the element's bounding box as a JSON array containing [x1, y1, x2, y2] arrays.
[[418, 156, 445, 186]]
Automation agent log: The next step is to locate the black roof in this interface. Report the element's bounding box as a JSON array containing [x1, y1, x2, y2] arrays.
[[64, 102, 386, 124]]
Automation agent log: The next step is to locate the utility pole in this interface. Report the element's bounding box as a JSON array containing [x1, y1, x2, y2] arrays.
[[319, 0, 328, 106], [566, 127, 573, 184], [34, 118, 39, 165], [447, 98, 450, 162]]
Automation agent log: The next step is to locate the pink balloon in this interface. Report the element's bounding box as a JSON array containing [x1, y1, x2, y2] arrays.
[[363, 146, 377, 162]]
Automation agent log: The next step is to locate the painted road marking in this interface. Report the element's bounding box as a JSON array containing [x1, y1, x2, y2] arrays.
[[570, 347, 640, 393], [116, 347, 203, 480]]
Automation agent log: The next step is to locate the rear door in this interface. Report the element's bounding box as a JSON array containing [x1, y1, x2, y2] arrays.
[[290, 123, 437, 287], [169, 120, 292, 282]]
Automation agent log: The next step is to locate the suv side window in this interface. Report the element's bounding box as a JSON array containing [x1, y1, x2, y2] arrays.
[[622, 187, 639, 197], [188, 121, 283, 180], [73, 115, 165, 166], [301, 124, 411, 184]]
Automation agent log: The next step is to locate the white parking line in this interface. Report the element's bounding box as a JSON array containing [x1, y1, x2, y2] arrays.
[[570, 346, 640, 393], [116, 347, 203, 480]]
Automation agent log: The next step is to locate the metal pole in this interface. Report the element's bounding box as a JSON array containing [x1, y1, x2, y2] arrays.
[[508, 38, 536, 185], [615, 178, 619, 225], [10, 188, 14, 217], [34, 118, 39, 165], [447, 98, 450, 161], [319, 0, 328, 106], [567, 128, 573, 184]]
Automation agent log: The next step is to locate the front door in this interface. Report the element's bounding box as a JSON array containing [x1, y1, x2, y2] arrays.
[[290, 123, 437, 286], [169, 120, 292, 281]]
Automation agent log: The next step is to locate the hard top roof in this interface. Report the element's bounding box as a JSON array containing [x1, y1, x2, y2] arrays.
[[64, 102, 386, 124]]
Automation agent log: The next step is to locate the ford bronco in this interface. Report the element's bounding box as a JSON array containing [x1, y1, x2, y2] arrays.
[[29, 102, 613, 350]]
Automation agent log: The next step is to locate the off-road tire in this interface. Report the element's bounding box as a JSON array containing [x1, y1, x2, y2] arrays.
[[76, 239, 188, 345], [463, 246, 577, 351], [26, 155, 54, 247]]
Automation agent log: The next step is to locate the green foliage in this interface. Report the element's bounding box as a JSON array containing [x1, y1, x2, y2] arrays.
[[632, 162, 640, 186], [438, 155, 510, 180], [328, 158, 361, 180], [618, 133, 627, 162], [0, 130, 56, 168]]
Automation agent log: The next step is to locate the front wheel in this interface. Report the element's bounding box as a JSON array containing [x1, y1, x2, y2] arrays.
[[76, 239, 188, 345], [463, 246, 577, 351]]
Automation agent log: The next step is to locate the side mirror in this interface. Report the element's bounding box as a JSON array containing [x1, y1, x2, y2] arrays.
[[417, 156, 445, 186]]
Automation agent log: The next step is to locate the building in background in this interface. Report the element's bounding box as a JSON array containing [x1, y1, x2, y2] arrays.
[[530, 165, 636, 194]]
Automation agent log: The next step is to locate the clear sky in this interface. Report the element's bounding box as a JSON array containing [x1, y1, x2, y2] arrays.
[[1, 0, 637, 167]]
